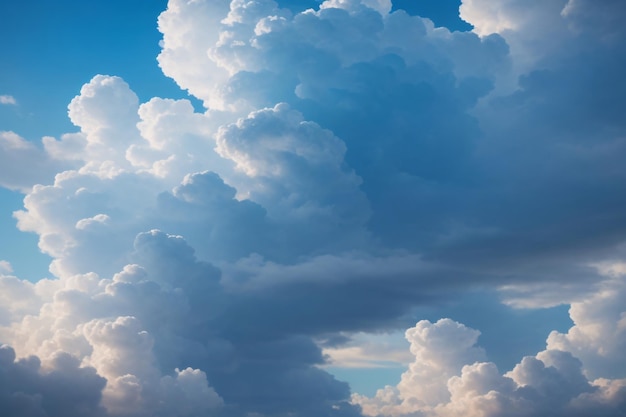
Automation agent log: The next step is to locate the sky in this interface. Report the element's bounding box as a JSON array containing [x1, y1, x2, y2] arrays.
[[0, 0, 626, 416]]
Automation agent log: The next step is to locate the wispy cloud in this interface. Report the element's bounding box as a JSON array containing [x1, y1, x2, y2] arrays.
[[0, 95, 16, 105], [0, 260, 13, 274]]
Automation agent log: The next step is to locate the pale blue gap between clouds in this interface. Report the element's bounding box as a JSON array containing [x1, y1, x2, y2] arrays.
[[0, 0, 576, 401]]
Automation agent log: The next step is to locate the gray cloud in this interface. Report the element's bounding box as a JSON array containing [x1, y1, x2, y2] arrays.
[[0, 345, 107, 417]]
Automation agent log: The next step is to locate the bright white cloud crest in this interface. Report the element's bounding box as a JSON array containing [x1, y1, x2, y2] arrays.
[[1, 0, 626, 416]]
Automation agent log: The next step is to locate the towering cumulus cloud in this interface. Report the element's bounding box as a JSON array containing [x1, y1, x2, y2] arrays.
[[1, 0, 626, 416]]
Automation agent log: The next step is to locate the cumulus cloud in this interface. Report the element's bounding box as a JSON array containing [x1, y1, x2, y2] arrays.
[[43, 75, 143, 174], [353, 284, 626, 417], [0, 344, 107, 417], [0, 131, 74, 191], [350, 265, 626, 417], [546, 265, 626, 380], [1, 0, 626, 416], [0, 229, 362, 416]]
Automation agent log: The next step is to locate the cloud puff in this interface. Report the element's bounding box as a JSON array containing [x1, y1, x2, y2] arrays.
[[0, 260, 13, 274], [0, 95, 17, 105], [82, 316, 223, 417], [353, 274, 626, 417], [43, 75, 143, 174], [0, 344, 107, 417], [0, 131, 73, 191], [546, 265, 626, 380]]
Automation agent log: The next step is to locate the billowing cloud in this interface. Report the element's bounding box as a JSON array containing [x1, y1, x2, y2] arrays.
[[546, 264, 626, 380], [0, 344, 107, 417], [0, 131, 74, 191], [353, 275, 626, 417], [1, 0, 626, 416]]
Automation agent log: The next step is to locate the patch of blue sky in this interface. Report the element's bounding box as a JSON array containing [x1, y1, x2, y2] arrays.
[[0, 0, 201, 142], [392, 0, 472, 31], [0, 188, 51, 281]]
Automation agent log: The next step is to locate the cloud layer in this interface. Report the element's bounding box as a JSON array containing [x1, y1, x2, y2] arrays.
[[1, 0, 626, 416]]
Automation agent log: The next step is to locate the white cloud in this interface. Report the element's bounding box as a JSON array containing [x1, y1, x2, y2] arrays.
[[83, 316, 223, 416], [0, 260, 13, 274], [546, 267, 626, 379], [43, 75, 143, 175], [459, 0, 570, 71], [0, 131, 74, 191], [0, 95, 16, 105], [353, 319, 488, 415], [157, 0, 232, 109], [0, 274, 41, 326], [353, 275, 626, 417], [0, 252, 223, 417], [75, 214, 111, 230]]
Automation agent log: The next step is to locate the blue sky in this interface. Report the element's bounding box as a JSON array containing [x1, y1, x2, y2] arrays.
[[0, 0, 187, 140], [1, 1, 626, 416]]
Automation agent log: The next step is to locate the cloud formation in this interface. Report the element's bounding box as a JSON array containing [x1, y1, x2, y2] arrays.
[[354, 280, 626, 417], [0, 344, 107, 417], [1, 0, 626, 416], [0, 95, 17, 105]]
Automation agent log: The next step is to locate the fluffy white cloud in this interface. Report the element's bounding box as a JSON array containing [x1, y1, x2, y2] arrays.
[[157, 0, 232, 109], [0, 250, 223, 417], [353, 319, 488, 416], [0, 260, 13, 274], [83, 316, 223, 417], [43, 75, 143, 175], [0, 131, 73, 191], [353, 276, 626, 417], [459, 0, 570, 75], [546, 265, 626, 379], [0, 274, 41, 326]]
